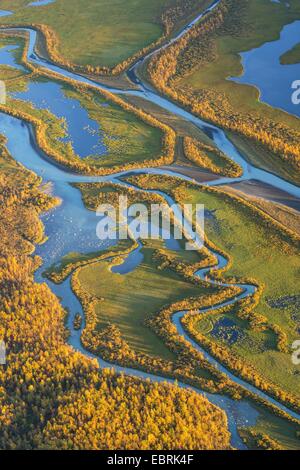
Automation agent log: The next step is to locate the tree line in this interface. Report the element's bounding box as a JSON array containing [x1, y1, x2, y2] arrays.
[[147, 0, 300, 182], [0, 135, 232, 450]]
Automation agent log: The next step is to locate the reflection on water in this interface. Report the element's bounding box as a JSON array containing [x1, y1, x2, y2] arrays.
[[0, 0, 300, 447], [231, 20, 300, 117], [0, 44, 26, 72], [13, 81, 107, 158]]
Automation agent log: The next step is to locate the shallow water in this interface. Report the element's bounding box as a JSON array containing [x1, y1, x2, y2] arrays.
[[211, 317, 242, 345], [231, 20, 300, 118], [0, 10, 13, 18], [12, 80, 107, 158], [28, 0, 56, 6], [0, 105, 262, 451], [111, 241, 144, 274], [0, 44, 26, 71], [15, 24, 300, 197], [1, 0, 300, 449]]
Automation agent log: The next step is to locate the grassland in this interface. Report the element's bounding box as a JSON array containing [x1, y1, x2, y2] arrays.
[[126, 173, 300, 399], [240, 409, 300, 450], [44, 238, 135, 283], [0, 36, 164, 172], [280, 42, 300, 64], [0, 133, 236, 451], [221, 185, 300, 237], [163, 0, 300, 183], [0, 0, 180, 68], [63, 86, 163, 169], [70, 180, 300, 448], [76, 242, 211, 360], [71, 182, 213, 361], [1, 1, 300, 449], [182, 0, 300, 118]]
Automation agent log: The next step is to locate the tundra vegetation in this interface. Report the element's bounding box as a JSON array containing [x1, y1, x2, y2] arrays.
[[0, 136, 234, 450], [183, 136, 242, 177], [147, 0, 300, 185], [68, 181, 300, 449], [126, 173, 300, 404], [280, 42, 300, 65], [0, 36, 169, 175], [0, 0, 212, 71], [0, 0, 300, 452]]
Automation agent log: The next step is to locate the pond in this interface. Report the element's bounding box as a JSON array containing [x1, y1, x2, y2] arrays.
[[230, 20, 300, 118], [0, 44, 26, 71], [12, 80, 107, 158], [211, 317, 244, 345]]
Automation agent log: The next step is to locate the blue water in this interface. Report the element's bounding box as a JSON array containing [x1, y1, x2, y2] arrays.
[[12, 81, 107, 158], [211, 317, 243, 345], [29, 0, 56, 6], [0, 111, 258, 449], [0, 0, 300, 448], [231, 20, 300, 117], [110, 229, 181, 275], [0, 45, 26, 72], [0, 10, 13, 17], [111, 242, 144, 274], [37, 181, 114, 269]]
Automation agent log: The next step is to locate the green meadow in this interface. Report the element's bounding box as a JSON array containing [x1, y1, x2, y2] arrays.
[[179, 0, 300, 182], [76, 242, 212, 359], [183, 0, 300, 120], [0, 0, 177, 67], [0, 36, 163, 172], [126, 174, 300, 398]]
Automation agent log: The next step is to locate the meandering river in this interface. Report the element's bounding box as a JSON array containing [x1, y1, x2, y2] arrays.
[[0, 0, 300, 449]]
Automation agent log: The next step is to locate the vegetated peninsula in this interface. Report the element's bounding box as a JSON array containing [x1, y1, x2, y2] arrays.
[[0, 0, 299, 452]]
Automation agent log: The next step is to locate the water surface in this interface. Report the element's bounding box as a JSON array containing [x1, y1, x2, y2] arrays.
[[0, 44, 26, 71], [28, 0, 56, 6], [0, 10, 13, 17], [231, 20, 300, 117], [13, 80, 107, 158], [1, 0, 300, 448]]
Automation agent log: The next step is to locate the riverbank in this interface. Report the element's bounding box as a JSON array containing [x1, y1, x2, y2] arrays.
[[0, 0, 300, 450]]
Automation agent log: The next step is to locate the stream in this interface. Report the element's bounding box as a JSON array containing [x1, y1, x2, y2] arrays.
[[0, 0, 300, 449]]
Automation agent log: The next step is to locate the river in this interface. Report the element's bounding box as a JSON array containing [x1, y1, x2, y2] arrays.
[[0, 0, 299, 449]]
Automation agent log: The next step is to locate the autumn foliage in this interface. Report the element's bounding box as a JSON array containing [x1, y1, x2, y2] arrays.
[[0, 140, 231, 450], [148, 0, 300, 178]]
